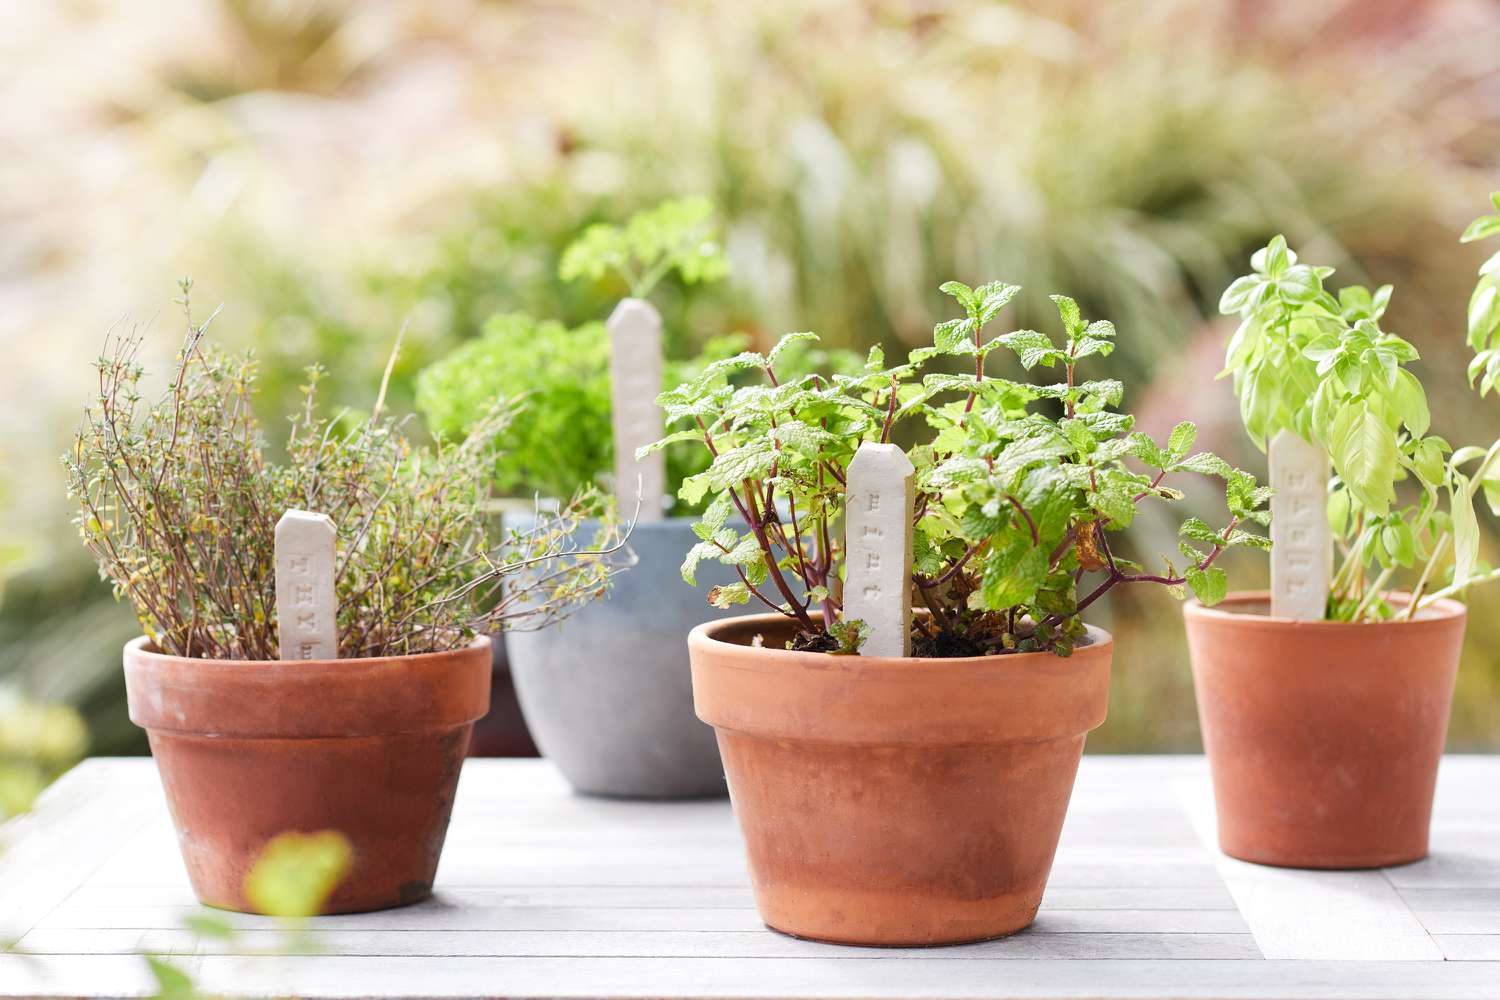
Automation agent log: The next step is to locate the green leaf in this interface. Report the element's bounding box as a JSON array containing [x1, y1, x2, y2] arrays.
[[976, 545, 1048, 610], [692, 492, 734, 541], [1176, 452, 1232, 478], [1091, 482, 1136, 527], [828, 618, 870, 655], [1219, 274, 1263, 315], [636, 429, 707, 459], [182, 913, 236, 940], [933, 317, 978, 355], [1328, 398, 1397, 515], [706, 582, 752, 609], [1050, 294, 1083, 335], [244, 831, 352, 918], [1391, 368, 1430, 438], [1179, 517, 1222, 546], [720, 532, 763, 566], [559, 197, 729, 296], [1167, 421, 1197, 456], [682, 536, 725, 585], [766, 331, 820, 369], [974, 282, 1021, 325], [939, 280, 977, 314], [996, 329, 1060, 370], [1185, 565, 1228, 606], [146, 956, 199, 1000], [678, 472, 713, 506], [705, 439, 778, 488], [1470, 285, 1500, 353], [1462, 214, 1500, 243]]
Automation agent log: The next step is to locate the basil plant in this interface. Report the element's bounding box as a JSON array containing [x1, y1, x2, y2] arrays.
[[1219, 199, 1500, 621]]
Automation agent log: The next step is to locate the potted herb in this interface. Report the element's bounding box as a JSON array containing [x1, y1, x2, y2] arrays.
[[1188, 207, 1500, 869], [418, 199, 856, 799], [653, 281, 1267, 945], [66, 287, 624, 914]]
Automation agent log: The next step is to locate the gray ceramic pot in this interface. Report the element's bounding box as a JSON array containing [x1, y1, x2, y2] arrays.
[[504, 517, 739, 798]]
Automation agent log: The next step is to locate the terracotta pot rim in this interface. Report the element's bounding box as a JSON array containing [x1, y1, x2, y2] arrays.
[[126, 636, 491, 738], [690, 613, 1113, 746], [689, 612, 1112, 669], [1184, 590, 1465, 631], [124, 634, 491, 668]]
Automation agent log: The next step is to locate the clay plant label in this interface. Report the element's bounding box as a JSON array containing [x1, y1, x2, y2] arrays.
[[609, 297, 666, 522], [844, 442, 915, 657], [275, 509, 339, 660], [1268, 429, 1331, 620]]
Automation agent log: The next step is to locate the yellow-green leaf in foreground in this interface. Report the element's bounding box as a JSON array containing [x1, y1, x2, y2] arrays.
[[244, 831, 352, 918]]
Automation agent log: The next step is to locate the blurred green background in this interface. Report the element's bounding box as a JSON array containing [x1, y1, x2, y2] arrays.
[[3, 0, 1499, 761]]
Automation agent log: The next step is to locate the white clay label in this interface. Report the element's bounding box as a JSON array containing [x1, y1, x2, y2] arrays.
[[1269, 429, 1331, 620], [275, 509, 339, 660], [609, 298, 666, 523], [844, 442, 915, 657]]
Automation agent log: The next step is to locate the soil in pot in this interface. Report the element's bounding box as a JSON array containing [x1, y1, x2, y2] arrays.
[[505, 517, 740, 799], [688, 613, 1113, 946], [1183, 591, 1466, 869], [124, 637, 491, 914]]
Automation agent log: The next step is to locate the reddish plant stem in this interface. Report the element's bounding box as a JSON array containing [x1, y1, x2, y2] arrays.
[[962, 318, 984, 421], [1048, 516, 1239, 628], [739, 480, 817, 630], [915, 538, 987, 589], [879, 374, 900, 443], [1132, 469, 1167, 503]]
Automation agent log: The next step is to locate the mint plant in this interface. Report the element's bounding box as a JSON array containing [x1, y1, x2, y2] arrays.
[[647, 282, 1268, 656], [1219, 230, 1500, 620], [559, 196, 730, 299]]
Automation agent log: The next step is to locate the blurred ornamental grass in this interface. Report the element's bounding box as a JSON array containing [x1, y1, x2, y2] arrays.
[[4, 0, 1498, 748]]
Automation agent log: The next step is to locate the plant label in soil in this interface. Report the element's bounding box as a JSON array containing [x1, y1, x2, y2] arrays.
[[844, 442, 915, 657], [609, 297, 666, 523], [275, 509, 339, 660], [1269, 429, 1331, 620]]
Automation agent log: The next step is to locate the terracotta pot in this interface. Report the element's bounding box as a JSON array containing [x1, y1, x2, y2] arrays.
[[1183, 592, 1466, 869], [688, 613, 1112, 946], [124, 637, 490, 914]]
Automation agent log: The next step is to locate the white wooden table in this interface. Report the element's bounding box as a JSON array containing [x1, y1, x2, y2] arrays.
[[2, 757, 1498, 999]]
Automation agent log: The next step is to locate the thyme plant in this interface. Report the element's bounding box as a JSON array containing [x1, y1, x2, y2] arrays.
[[1219, 223, 1500, 621], [65, 284, 628, 661], [648, 281, 1269, 656]]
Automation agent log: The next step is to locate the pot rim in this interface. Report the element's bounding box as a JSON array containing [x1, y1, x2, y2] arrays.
[[689, 613, 1113, 745], [1184, 590, 1466, 631], [688, 611, 1112, 667], [125, 635, 492, 738], [124, 633, 491, 668]]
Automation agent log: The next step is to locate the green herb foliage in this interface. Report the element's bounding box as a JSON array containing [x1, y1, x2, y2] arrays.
[[648, 282, 1267, 656], [559, 196, 730, 299], [1463, 192, 1500, 396], [65, 283, 627, 660], [416, 313, 612, 501], [1220, 230, 1500, 620], [417, 315, 776, 512]]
